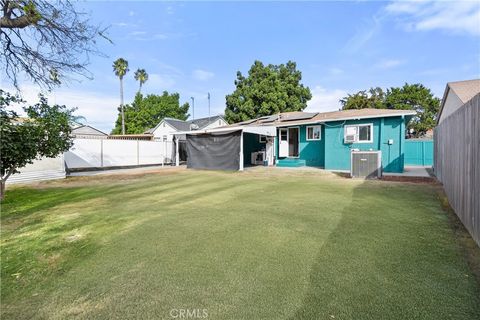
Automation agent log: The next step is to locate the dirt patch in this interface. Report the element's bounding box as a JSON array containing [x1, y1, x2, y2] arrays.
[[13, 166, 186, 190]]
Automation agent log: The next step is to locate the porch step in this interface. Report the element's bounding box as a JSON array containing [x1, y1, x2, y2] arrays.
[[276, 159, 306, 167]]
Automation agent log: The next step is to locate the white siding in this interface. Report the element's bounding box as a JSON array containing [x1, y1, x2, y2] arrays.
[[202, 118, 228, 130], [9, 155, 66, 184]]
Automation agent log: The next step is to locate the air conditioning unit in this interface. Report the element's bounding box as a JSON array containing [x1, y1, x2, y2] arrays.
[[251, 151, 265, 165], [344, 134, 356, 143], [351, 151, 382, 179]]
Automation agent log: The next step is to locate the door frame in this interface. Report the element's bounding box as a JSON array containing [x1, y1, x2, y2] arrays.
[[279, 128, 288, 158], [287, 126, 300, 158]]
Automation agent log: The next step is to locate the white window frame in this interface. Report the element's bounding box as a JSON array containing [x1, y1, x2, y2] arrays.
[[306, 125, 321, 141], [344, 123, 373, 143], [259, 135, 267, 143]]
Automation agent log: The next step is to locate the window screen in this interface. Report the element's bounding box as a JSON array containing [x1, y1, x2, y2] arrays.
[[359, 125, 371, 142]]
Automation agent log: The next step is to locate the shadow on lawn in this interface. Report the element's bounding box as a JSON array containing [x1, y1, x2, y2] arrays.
[[289, 180, 480, 320]]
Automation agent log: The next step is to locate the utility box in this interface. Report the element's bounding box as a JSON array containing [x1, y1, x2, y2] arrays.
[[351, 151, 382, 179]]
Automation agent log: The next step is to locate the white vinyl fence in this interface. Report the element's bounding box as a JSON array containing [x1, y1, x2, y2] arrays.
[[65, 138, 173, 170]]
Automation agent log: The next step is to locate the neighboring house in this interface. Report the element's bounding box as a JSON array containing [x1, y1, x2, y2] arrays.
[[8, 155, 66, 184], [174, 108, 416, 173], [438, 79, 480, 124], [71, 123, 108, 139], [145, 115, 228, 162]]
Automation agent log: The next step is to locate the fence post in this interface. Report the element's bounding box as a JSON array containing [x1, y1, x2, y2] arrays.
[[100, 139, 104, 167], [137, 140, 140, 165]]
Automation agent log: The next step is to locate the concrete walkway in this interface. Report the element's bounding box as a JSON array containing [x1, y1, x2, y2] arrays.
[[69, 165, 185, 177], [383, 166, 433, 178]]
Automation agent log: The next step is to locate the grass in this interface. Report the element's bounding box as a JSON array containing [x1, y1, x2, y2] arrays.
[[1, 168, 479, 319]]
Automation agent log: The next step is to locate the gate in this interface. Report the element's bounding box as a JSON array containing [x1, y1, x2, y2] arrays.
[[404, 139, 433, 166]]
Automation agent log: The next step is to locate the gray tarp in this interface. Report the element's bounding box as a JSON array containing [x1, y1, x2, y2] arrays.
[[186, 131, 241, 170]]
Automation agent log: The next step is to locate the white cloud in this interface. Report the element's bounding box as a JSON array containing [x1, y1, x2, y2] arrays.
[[192, 69, 214, 81], [146, 73, 176, 89], [128, 31, 147, 36], [386, 0, 480, 36], [5, 84, 120, 133], [305, 86, 348, 113], [344, 15, 383, 53], [329, 67, 344, 75], [128, 11, 136, 17], [375, 59, 405, 69]]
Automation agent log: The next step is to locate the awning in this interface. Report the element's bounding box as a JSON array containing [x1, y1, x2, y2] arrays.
[[173, 125, 277, 137]]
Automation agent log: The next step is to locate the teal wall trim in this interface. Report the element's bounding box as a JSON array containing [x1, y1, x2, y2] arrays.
[[243, 132, 265, 165], [404, 140, 433, 166], [276, 124, 325, 167], [276, 116, 408, 173]]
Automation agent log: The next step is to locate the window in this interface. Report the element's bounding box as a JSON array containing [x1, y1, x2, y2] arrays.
[[259, 135, 267, 143], [344, 124, 373, 143], [306, 125, 321, 141]]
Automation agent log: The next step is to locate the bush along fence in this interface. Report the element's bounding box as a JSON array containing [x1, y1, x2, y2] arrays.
[[434, 94, 480, 247]]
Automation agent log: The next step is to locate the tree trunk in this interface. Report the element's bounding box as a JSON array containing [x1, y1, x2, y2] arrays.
[[120, 77, 125, 135], [0, 180, 5, 201]]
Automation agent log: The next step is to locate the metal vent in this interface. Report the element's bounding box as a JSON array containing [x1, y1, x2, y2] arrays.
[[351, 151, 382, 179]]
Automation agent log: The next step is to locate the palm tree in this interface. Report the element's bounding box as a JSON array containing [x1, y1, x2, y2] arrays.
[[112, 58, 129, 134], [134, 68, 148, 94]]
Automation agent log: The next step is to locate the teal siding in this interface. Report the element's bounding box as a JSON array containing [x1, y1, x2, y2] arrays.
[[276, 116, 407, 173], [404, 140, 433, 166], [276, 125, 325, 167], [324, 117, 405, 173], [243, 132, 265, 165]]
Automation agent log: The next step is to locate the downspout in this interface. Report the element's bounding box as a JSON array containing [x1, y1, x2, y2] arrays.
[[400, 115, 405, 172]]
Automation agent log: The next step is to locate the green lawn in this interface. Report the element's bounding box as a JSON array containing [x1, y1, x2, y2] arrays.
[[1, 168, 479, 319]]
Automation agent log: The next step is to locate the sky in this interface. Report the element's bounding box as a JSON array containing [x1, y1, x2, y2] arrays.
[[4, 0, 480, 132]]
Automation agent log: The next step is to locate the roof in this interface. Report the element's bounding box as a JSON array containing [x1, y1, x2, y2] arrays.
[[146, 115, 226, 133], [446, 79, 480, 104], [229, 108, 416, 128], [438, 79, 480, 122], [72, 125, 108, 136]]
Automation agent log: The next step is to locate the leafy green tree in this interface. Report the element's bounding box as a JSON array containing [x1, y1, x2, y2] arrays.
[[134, 69, 149, 93], [111, 92, 190, 134], [113, 58, 129, 134], [224, 60, 312, 123], [385, 83, 440, 135], [340, 84, 439, 135], [0, 90, 74, 199], [340, 87, 386, 110]]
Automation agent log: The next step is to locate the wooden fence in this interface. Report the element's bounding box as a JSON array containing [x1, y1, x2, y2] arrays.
[[434, 94, 480, 246]]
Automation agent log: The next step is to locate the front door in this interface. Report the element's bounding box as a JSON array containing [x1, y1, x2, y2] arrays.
[[279, 128, 288, 157], [288, 127, 299, 157]]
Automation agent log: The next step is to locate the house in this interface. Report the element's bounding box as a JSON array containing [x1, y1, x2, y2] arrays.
[[71, 123, 108, 139], [145, 115, 228, 162], [174, 108, 416, 173], [437, 79, 480, 124]]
